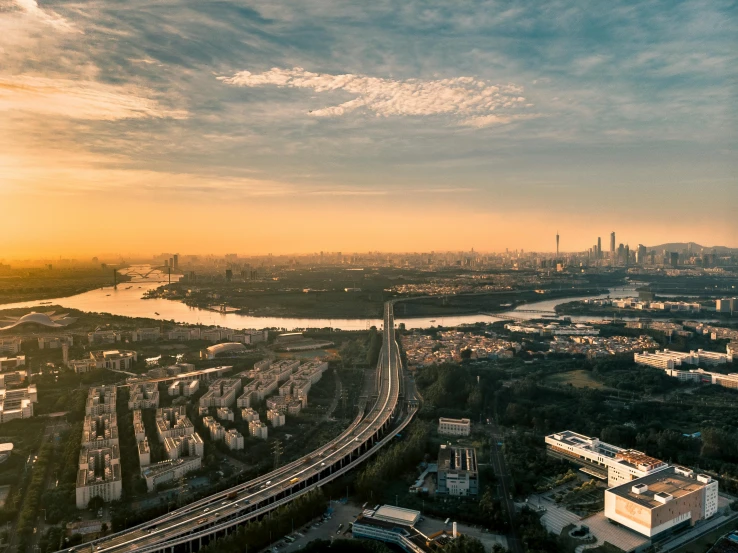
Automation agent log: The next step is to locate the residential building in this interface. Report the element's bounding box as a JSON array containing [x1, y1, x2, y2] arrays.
[[216, 407, 234, 421], [267, 409, 285, 427], [131, 328, 160, 342], [133, 410, 146, 442], [224, 429, 244, 451], [90, 350, 138, 371], [82, 413, 118, 448], [0, 355, 25, 371], [37, 335, 73, 349], [155, 407, 193, 442], [85, 386, 116, 416], [199, 378, 242, 408], [437, 445, 478, 497], [138, 439, 151, 467], [0, 370, 26, 388], [75, 445, 122, 508], [140, 457, 201, 492], [128, 382, 159, 409], [203, 416, 225, 441], [241, 408, 259, 422], [438, 418, 471, 437], [604, 466, 718, 539], [163, 433, 204, 460], [545, 430, 668, 486], [249, 420, 268, 439], [0, 338, 21, 355], [167, 327, 201, 341], [88, 330, 121, 344], [0, 384, 37, 422]]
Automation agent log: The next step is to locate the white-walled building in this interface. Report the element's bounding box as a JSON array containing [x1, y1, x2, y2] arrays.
[[267, 409, 285, 427], [438, 417, 471, 437], [249, 420, 268, 440], [224, 429, 244, 451], [604, 466, 718, 539], [545, 430, 668, 486]]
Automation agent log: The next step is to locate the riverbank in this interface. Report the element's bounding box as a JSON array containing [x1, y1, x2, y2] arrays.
[[0, 267, 130, 306]]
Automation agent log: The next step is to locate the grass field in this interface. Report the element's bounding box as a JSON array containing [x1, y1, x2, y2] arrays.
[[544, 369, 610, 390]]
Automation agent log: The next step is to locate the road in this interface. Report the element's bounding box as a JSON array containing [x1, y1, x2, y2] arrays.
[[488, 422, 522, 553], [64, 302, 413, 553]]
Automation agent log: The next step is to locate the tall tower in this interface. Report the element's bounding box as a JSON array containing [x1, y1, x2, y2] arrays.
[[610, 232, 616, 256], [597, 237, 602, 259], [556, 231, 559, 258]]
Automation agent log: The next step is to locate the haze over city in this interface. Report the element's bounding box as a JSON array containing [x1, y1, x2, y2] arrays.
[[2, 0, 736, 258]]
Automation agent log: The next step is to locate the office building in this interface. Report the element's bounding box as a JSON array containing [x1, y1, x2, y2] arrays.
[[605, 466, 718, 539], [437, 418, 471, 437], [545, 430, 667, 486], [437, 445, 478, 497]]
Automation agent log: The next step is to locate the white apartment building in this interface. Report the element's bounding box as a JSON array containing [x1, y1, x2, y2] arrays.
[[225, 429, 244, 451], [267, 409, 285, 427], [0, 355, 25, 371], [138, 439, 151, 467], [249, 420, 268, 439], [82, 413, 119, 448], [0, 337, 22, 355], [86, 386, 116, 416], [37, 335, 73, 349], [88, 330, 121, 344], [0, 371, 26, 388], [199, 378, 242, 408], [203, 416, 225, 441], [128, 383, 160, 409], [141, 457, 201, 492], [131, 328, 160, 342], [546, 430, 668, 486], [155, 407, 193, 442], [438, 417, 471, 437], [133, 410, 146, 442], [0, 385, 37, 422], [241, 408, 259, 422], [167, 327, 201, 341], [164, 433, 204, 460], [216, 407, 234, 421], [76, 446, 122, 508]]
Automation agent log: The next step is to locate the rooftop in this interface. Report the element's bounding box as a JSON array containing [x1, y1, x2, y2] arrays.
[[607, 466, 711, 509]]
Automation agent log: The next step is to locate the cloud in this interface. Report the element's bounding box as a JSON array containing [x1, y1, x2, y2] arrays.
[[0, 75, 187, 120], [219, 67, 533, 127], [10, 0, 76, 31]]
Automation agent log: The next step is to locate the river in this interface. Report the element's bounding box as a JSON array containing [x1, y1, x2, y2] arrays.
[[0, 266, 660, 331]]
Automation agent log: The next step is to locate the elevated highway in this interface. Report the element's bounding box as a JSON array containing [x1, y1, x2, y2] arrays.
[[63, 302, 415, 553]]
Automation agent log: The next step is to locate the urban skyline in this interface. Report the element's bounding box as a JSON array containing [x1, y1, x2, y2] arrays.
[[1, 0, 736, 257]]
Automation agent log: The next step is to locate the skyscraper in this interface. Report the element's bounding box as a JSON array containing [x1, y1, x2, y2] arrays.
[[173, 254, 179, 269], [597, 237, 602, 259], [610, 232, 616, 257], [556, 231, 559, 258]]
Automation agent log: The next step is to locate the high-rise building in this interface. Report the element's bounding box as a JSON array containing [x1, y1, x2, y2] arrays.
[[637, 244, 647, 265], [173, 254, 179, 269], [597, 237, 602, 259], [610, 232, 616, 256], [556, 231, 559, 258], [670, 252, 679, 267]]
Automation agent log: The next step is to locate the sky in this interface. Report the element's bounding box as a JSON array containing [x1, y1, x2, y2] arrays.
[[1, 0, 736, 258]]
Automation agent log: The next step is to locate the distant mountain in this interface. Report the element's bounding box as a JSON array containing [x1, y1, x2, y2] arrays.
[[647, 242, 736, 253]]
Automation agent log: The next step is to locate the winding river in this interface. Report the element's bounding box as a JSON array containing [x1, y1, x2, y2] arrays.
[[0, 266, 648, 331]]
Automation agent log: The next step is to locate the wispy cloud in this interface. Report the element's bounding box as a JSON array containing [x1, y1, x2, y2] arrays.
[[0, 76, 186, 120], [10, 0, 76, 31], [220, 67, 534, 127]]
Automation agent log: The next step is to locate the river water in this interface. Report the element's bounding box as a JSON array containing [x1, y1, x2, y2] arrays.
[[0, 266, 657, 331]]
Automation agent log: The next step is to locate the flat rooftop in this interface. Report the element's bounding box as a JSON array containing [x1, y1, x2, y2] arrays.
[[607, 467, 709, 510], [374, 505, 421, 526]]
